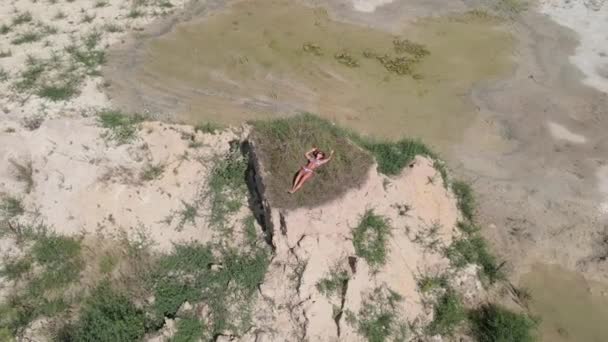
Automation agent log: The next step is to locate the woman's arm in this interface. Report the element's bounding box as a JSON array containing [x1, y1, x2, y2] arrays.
[[320, 150, 335, 165], [304, 147, 318, 160]]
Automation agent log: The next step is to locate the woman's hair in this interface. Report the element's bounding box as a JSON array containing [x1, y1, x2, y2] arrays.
[[313, 150, 326, 159]]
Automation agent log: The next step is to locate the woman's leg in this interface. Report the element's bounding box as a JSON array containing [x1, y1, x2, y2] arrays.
[[291, 172, 313, 193], [290, 170, 305, 192]]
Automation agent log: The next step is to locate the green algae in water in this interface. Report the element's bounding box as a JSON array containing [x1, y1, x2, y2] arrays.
[[127, 0, 514, 147]]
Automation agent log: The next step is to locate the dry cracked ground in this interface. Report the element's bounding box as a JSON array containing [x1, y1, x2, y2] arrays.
[[0, 0, 607, 341]]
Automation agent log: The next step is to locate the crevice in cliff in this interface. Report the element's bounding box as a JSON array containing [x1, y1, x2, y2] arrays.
[[243, 140, 275, 252]]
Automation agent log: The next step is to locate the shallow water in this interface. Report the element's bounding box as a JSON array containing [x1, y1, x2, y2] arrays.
[[111, 0, 514, 148], [521, 263, 608, 342]]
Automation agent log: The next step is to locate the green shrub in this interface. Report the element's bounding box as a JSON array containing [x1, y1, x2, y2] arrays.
[[11, 31, 42, 45], [427, 290, 465, 336], [452, 180, 475, 221], [470, 304, 537, 342], [141, 163, 165, 181], [65, 282, 146, 342], [352, 210, 391, 269]]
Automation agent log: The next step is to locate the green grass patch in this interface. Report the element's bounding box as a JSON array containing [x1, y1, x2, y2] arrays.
[[14, 56, 46, 91], [148, 241, 270, 338], [0, 230, 83, 335], [207, 146, 248, 228], [37, 82, 78, 101], [352, 209, 391, 269], [446, 235, 503, 283], [250, 114, 373, 209], [61, 282, 146, 341], [98, 110, 144, 144], [66, 31, 105, 74], [470, 304, 537, 342], [452, 180, 475, 221], [172, 316, 204, 342], [348, 286, 408, 342], [427, 289, 466, 336]]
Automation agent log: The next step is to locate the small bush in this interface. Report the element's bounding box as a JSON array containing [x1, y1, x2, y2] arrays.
[[98, 110, 143, 144], [0, 25, 11, 35], [65, 282, 146, 341], [452, 180, 475, 221], [470, 304, 537, 342], [446, 235, 503, 283], [392, 39, 429, 59], [352, 210, 391, 269], [428, 290, 466, 336]]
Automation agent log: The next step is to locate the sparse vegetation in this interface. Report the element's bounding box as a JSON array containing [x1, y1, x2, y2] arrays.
[[37, 82, 78, 101], [21, 115, 44, 131], [0, 68, 8, 82], [98, 110, 144, 144], [352, 209, 391, 269], [334, 51, 359, 67], [496, 0, 529, 15], [393, 38, 430, 59], [446, 234, 503, 283], [207, 146, 248, 228], [316, 264, 349, 298], [80, 13, 96, 24], [303, 42, 323, 56], [417, 274, 448, 293], [11, 31, 43, 45], [0, 24, 11, 35], [66, 31, 106, 74], [61, 282, 146, 341], [0, 195, 24, 220], [104, 23, 124, 33], [9, 159, 34, 193], [0, 229, 83, 335], [194, 122, 223, 134], [427, 289, 466, 336], [53, 11, 67, 20], [127, 8, 144, 18], [0, 49, 11, 58], [141, 163, 165, 181], [470, 304, 537, 342], [94, 0, 109, 8], [12, 12, 33, 26], [452, 180, 475, 221], [348, 286, 408, 342]]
